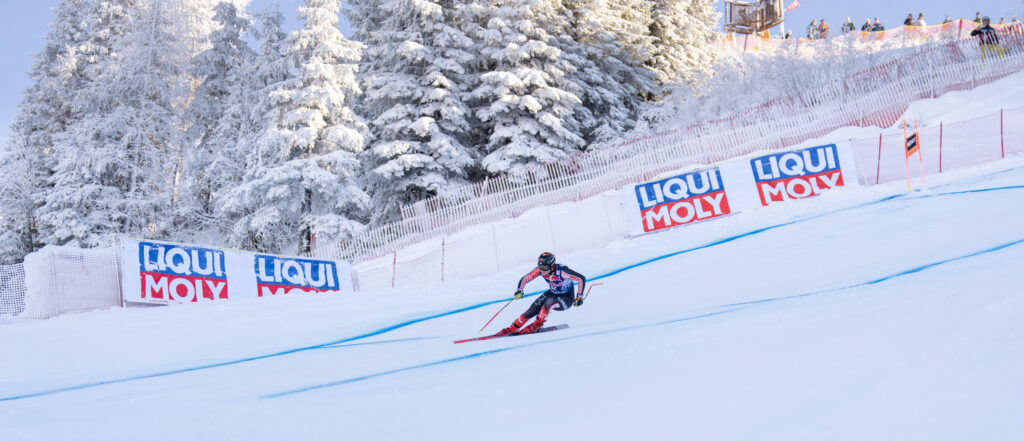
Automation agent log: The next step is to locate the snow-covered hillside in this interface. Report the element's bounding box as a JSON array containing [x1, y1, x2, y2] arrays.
[[2, 141, 1023, 440], [3, 30, 1024, 440]]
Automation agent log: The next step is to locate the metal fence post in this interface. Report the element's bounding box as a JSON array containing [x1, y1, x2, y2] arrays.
[[1001, 108, 1006, 159], [939, 121, 944, 173], [876, 133, 883, 185]]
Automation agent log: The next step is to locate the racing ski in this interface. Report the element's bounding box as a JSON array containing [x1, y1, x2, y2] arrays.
[[453, 324, 569, 344]]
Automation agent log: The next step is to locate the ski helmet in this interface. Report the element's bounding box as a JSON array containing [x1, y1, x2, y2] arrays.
[[538, 252, 555, 271]]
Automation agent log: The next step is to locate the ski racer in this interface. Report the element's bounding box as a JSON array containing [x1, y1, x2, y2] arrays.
[[497, 252, 586, 336]]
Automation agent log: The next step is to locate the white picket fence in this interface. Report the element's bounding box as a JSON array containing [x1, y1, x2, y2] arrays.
[[348, 106, 1023, 291], [312, 31, 1024, 266]]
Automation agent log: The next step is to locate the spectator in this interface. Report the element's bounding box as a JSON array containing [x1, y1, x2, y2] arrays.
[[973, 12, 983, 24], [971, 16, 999, 44], [916, 13, 926, 27], [940, 15, 956, 38], [998, 18, 1006, 26], [862, 19, 873, 32], [819, 19, 830, 39], [785, 30, 793, 39], [904, 13, 914, 26], [807, 19, 818, 39], [872, 18, 886, 32], [842, 17, 856, 34], [971, 16, 1003, 60]]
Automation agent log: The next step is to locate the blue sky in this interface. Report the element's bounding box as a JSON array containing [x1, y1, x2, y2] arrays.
[[1, 0, 1020, 156]]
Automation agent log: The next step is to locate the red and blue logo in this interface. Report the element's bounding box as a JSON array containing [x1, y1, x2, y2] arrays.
[[634, 168, 731, 232], [255, 255, 339, 297], [139, 242, 227, 302], [751, 144, 845, 206]]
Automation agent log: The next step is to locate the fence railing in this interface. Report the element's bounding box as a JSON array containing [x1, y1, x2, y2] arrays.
[[354, 106, 1024, 290], [720, 20, 1024, 54], [852, 107, 1024, 186], [312, 29, 1024, 264]]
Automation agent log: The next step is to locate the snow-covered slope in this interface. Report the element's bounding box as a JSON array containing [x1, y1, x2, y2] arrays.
[[3, 60, 1024, 440], [1, 152, 1022, 440], [789, 69, 1024, 149]]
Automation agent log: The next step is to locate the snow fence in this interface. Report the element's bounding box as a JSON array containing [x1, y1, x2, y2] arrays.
[[345, 107, 1024, 291]]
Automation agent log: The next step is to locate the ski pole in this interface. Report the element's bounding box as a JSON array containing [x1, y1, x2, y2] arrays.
[[582, 282, 604, 301], [479, 298, 514, 333]]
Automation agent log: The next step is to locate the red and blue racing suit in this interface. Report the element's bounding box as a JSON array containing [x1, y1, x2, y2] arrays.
[[511, 264, 586, 329]]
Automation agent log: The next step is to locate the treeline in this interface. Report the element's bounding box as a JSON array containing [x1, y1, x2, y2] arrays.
[[0, 0, 718, 262]]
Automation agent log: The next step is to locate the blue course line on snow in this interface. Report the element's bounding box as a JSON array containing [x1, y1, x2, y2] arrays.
[[1, 183, 1017, 403], [580, 184, 1020, 283], [0, 303, 506, 402], [261, 307, 749, 399], [0, 300, 531, 402], [927, 163, 1024, 190], [717, 237, 1024, 309], [589, 194, 900, 281], [908, 184, 1024, 199], [263, 235, 1024, 398], [320, 336, 439, 349]]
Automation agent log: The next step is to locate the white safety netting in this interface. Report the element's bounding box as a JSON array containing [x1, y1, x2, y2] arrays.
[[355, 193, 627, 291], [852, 109, 1023, 185], [0, 263, 27, 317], [19, 245, 122, 320]]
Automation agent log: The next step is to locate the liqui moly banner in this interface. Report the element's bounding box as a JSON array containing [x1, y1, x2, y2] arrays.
[[622, 167, 732, 236], [750, 144, 847, 206], [254, 255, 341, 297], [620, 143, 860, 236], [122, 239, 354, 304], [137, 242, 229, 302]]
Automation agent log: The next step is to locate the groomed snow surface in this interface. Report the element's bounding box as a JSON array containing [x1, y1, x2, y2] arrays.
[[2, 152, 1023, 440]]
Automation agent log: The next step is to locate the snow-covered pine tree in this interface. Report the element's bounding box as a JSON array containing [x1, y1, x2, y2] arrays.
[[246, 5, 291, 109], [350, 0, 478, 224], [461, 0, 585, 179], [211, 5, 289, 246], [556, 0, 656, 143], [646, 0, 718, 87], [38, 0, 186, 248], [598, 0, 660, 100], [221, 0, 369, 254], [0, 139, 43, 263], [0, 0, 94, 261], [180, 2, 256, 233]]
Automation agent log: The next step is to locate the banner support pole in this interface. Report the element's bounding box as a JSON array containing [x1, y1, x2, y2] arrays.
[[915, 120, 926, 189], [904, 120, 911, 192]]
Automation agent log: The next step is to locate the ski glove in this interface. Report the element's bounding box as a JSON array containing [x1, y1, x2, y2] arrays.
[[513, 289, 524, 300], [573, 296, 584, 307]]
